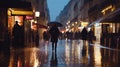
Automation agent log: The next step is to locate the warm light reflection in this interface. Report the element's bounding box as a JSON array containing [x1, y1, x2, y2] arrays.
[[71, 41, 75, 62], [77, 43, 81, 61], [25, 48, 40, 67], [94, 45, 101, 66], [34, 59, 39, 67], [75, 42, 81, 63], [17, 60, 21, 67], [9, 53, 14, 67], [81, 40, 89, 64], [32, 49, 39, 67], [65, 40, 70, 64], [71, 40, 81, 63]]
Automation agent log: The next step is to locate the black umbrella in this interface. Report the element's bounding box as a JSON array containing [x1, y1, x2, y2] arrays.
[[47, 21, 63, 27]]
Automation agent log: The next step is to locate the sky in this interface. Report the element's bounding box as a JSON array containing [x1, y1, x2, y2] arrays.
[[47, 0, 69, 21]]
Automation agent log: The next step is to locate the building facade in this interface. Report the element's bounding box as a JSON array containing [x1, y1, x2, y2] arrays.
[[0, 0, 33, 47], [57, 0, 120, 43], [0, 0, 50, 47]]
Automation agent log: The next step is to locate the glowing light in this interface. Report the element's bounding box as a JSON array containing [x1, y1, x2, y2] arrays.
[[94, 46, 101, 66], [68, 25, 70, 28], [81, 22, 88, 27], [72, 23, 74, 26], [35, 11, 40, 17], [34, 21, 37, 23], [66, 28, 68, 31], [101, 5, 114, 15], [75, 22, 77, 24], [95, 23, 100, 27]]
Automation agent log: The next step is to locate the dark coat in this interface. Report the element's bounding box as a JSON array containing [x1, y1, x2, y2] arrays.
[[12, 22, 24, 48], [49, 26, 60, 43], [81, 28, 88, 40], [43, 31, 50, 41], [88, 30, 94, 40]]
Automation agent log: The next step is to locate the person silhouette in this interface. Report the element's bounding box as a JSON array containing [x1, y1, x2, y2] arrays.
[[81, 27, 88, 41], [49, 25, 60, 51], [81, 27, 88, 47], [88, 29, 94, 43], [43, 30, 50, 41], [12, 21, 24, 48]]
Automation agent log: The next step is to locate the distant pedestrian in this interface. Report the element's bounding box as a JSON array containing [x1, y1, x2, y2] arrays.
[[81, 27, 88, 41], [12, 21, 24, 48], [81, 27, 88, 48], [43, 30, 50, 41], [88, 29, 94, 43], [49, 25, 60, 51]]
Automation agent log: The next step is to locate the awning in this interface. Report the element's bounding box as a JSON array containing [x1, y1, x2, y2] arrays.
[[88, 8, 120, 27], [0, 0, 32, 8], [101, 8, 120, 23], [9, 8, 33, 16]]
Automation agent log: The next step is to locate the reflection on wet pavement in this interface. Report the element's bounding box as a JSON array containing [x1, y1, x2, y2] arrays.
[[0, 40, 120, 67]]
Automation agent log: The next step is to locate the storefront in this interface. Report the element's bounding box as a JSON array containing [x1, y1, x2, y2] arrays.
[[0, 1, 33, 47], [7, 8, 34, 47], [90, 10, 120, 43], [101, 8, 120, 33], [8, 8, 33, 35]]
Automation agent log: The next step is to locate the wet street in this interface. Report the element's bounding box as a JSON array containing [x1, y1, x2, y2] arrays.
[[0, 39, 120, 67]]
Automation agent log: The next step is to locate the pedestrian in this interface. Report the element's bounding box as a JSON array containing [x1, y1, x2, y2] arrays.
[[81, 27, 88, 47], [43, 30, 50, 41], [12, 21, 24, 48], [49, 25, 60, 51], [88, 29, 94, 43], [81, 27, 88, 41]]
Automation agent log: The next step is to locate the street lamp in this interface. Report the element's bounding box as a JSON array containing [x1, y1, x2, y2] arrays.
[[34, 11, 40, 46], [35, 11, 40, 17], [35, 11, 40, 23]]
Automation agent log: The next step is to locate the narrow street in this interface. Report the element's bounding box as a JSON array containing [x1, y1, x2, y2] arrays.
[[0, 39, 120, 67], [0, 0, 120, 67]]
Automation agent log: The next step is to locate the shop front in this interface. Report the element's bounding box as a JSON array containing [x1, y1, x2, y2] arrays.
[[0, 1, 33, 48], [8, 8, 34, 47], [88, 7, 120, 47], [100, 8, 120, 48]]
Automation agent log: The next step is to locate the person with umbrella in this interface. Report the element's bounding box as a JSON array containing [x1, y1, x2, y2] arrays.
[[49, 24, 60, 51]]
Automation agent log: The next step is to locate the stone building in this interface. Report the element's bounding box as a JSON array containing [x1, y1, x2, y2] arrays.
[[57, 0, 120, 43]]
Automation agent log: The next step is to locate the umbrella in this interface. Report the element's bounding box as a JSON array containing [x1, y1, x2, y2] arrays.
[[33, 23, 47, 29], [47, 21, 63, 27]]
